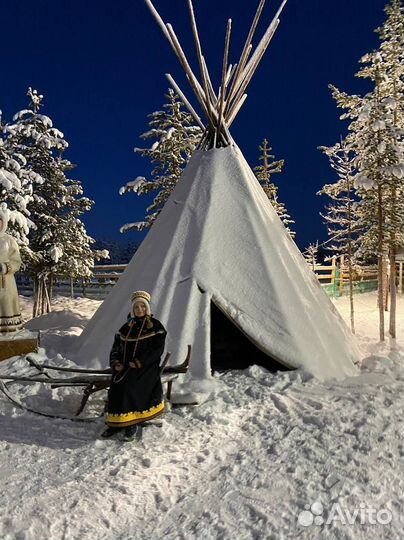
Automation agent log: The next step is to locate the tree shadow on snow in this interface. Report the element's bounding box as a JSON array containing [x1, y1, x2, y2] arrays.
[[0, 412, 104, 450]]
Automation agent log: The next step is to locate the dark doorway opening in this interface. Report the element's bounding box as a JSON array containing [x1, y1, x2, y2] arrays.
[[210, 302, 292, 372]]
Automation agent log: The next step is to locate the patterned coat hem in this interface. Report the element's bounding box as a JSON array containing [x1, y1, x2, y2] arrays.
[[106, 401, 165, 427]]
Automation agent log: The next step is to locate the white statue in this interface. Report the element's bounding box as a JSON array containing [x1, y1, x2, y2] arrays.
[[0, 203, 23, 332]]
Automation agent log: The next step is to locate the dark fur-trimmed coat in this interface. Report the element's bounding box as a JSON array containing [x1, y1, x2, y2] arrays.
[[105, 315, 167, 427]]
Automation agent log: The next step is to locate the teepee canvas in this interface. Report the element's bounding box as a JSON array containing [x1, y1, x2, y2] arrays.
[[75, 0, 360, 380]]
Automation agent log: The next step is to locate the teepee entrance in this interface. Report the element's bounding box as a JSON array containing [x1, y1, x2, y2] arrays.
[[210, 303, 291, 372]]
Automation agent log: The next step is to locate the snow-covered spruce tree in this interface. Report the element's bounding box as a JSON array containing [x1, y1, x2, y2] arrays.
[[304, 241, 319, 270], [357, 0, 404, 339], [253, 138, 295, 238], [7, 88, 106, 316], [120, 88, 202, 232], [0, 109, 40, 245], [318, 139, 361, 333], [330, 0, 404, 341], [332, 85, 399, 341]]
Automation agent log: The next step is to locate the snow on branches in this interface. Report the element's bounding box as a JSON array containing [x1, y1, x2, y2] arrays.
[[120, 88, 202, 233], [253, 138, 295, 238], [0, 109, 38, 243], [322, 0, 404, 339], [1, 88, 107, 315]]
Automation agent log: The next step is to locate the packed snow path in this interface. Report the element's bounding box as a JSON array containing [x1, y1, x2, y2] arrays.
[[0, 293, 403, 539]]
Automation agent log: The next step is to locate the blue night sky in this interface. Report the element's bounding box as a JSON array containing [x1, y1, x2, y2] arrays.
[[1, 0, 387, 250]]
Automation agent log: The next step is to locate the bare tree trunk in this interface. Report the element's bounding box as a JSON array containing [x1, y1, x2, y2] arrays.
[[389, 250, 397, 339], [384, 257, 389, 312], [32, 276, 38, 319], [49, 274, 54, 302], [347, 253, 355, 334], [44, 276, 51, 314], [32, 274, 52, 317], [377, 185, 385, 341], [389, 83, 398, 339], [346, 171, 355, 333], [33, 277, 41, 318]]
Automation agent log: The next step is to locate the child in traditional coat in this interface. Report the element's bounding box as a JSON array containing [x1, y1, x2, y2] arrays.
[[102, 290, 167, 440]]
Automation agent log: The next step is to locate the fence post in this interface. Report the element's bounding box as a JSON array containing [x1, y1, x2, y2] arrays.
[[331, 256, 338, 298], [339, 255, 345, 297]]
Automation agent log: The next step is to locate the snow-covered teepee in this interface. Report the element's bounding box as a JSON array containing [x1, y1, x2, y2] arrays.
[[75, 0, 360, 380]]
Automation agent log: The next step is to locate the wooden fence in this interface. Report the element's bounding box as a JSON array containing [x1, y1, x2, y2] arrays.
[[17, 260, 404, 300], [311, 256, 403, 297], [17, 264, 127, 300]]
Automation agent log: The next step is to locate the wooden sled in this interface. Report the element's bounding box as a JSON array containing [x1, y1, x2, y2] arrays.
[[0, 345, 193, 421]]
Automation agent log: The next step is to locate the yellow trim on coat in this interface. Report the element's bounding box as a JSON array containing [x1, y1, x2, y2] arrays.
[[106, 401, 165, 426]]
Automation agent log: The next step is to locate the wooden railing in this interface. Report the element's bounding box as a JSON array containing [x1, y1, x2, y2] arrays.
[[16, 260, 404, 300], [16, 264, 128, 299], [311, 256, 403, 297], [91, 264, 127, 282], [309, 256, 338, 285], [72, 264, 127, 298]]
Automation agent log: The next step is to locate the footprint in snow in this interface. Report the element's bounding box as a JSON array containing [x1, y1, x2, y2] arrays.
[[270, 393, 290, 414]]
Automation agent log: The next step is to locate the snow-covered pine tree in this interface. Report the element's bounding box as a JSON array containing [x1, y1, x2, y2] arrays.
[[318, 139, 360, 333], [7, 88, 106, 315], [120, 88, 203, 232], [330, 0, 404, 340], [253, 138, 295, 238]]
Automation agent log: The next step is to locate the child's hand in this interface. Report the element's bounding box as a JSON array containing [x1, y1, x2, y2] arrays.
[[129, 360, 142, 369]]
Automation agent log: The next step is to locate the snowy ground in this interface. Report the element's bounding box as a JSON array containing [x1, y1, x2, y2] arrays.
[[0, 292, 404, 540]]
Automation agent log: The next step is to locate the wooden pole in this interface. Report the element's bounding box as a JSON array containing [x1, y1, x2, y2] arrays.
[[225, 64, 236, 87], [225, 45, 252, 115], [227, 94, 248, 127], [217, 19, 232, 143], [144, 0, 172, 41], [200, 57, 232, 146], [242, 0, 287, 78], [144, 0, 211, 120], [165, 73, 205, 129], [227, 0, 287, 111], [202, 56, 218, 103], [225, 0, 266, 111], [196, 127, 210, 150], [399, 262, 403, 294], [165, 25, 211, 121], [228, 18, 280, 116], [237, 0, 266, 73], [186, 0, 215, 126]]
